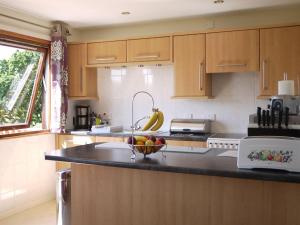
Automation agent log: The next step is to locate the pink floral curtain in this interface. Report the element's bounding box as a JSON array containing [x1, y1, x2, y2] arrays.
[[51, 24, 69, 132]]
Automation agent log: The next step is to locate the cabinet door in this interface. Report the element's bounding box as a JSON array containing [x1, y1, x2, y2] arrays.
[[174, 34, 211, 97], [68, 44, 84, 97], [87, 40, 127, 65], [260, 26, 300, 97], [206, 30, 259, 73], [68, 44, 98, 99], [127, 36, 171, 62]]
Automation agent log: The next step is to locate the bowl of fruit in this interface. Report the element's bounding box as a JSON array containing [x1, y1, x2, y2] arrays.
[[127, 135, 166, 157]]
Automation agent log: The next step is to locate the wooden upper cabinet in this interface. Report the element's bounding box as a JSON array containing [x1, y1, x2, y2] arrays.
[[68, 43, 98, 99], [87, 40, 127, 65], [173, 34, 211, 97], [206, 29, 259, 73], [127, 36, 171, 62], [260, 26, 300, 97], [68, 44, 82, 97]]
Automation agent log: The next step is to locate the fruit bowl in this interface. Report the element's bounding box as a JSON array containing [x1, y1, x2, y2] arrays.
[[129, 143, 166, 156], [127, 135, 166, 158]]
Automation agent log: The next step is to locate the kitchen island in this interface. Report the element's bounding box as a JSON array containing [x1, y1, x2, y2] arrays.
[[45, 143, 300, 225]]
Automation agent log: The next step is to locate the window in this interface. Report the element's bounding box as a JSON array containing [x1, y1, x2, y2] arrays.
[[0, 35, 48, 131]]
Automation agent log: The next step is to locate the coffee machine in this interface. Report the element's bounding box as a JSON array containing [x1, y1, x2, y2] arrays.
[[73, 105, 90, 130], [248, 95, 300, 137]]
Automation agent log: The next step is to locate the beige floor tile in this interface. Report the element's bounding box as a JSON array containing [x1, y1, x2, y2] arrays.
[[0, 201, 56, 225]]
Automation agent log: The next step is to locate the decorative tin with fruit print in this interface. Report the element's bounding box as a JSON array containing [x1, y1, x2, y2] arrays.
[[238, 137, 300, 172]]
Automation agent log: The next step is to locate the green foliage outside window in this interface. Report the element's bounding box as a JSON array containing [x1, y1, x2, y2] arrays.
[[0, 49, 43, 127]]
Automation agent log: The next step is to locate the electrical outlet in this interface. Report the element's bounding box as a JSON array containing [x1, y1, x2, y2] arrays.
[[182, 113, 216, 121], [194, 114, 216, 121], [208, 114, 216, 121], [183, 113, 193, 119]]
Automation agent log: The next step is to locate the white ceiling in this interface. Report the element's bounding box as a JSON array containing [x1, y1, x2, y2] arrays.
[[1, 0, 300, 28]]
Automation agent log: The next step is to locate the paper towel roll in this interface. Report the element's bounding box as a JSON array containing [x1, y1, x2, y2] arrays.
[[278, 80, 295, 95]]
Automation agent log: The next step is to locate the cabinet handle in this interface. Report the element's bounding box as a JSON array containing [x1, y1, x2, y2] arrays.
[[262, 60, 268, 90], [199, 62, 204, 91], [95, 56, 116, 61], [80, 67, 83, 93], [216, 63, 247, 67], [133, 54, 160, 60]]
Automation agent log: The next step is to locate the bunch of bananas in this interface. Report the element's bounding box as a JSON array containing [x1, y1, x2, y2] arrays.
[[142, 108, 164, 131]]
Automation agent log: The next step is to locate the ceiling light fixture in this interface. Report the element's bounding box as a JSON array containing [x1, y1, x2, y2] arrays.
[[214, 0, 224, 3], [121, 11, 131, 15]]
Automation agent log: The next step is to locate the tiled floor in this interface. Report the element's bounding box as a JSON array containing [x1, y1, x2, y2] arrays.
[[0, 201, 56, 225]]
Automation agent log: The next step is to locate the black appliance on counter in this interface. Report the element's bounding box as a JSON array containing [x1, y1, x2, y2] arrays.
[[248, 96, 300, 137], [73, 105, 90, 130]]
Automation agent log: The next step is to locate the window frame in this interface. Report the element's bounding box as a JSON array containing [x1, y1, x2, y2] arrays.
[[0, 30, 50, 131]]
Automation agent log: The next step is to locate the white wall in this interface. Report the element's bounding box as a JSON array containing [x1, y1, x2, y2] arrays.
[[89, 66, 267, 134], [0, 5, 51, 40], [78, 4, 300, 41], [0, 5, 81, 42], [0, 134, 56, 220]]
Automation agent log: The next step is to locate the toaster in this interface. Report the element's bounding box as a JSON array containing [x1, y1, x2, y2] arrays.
[[238, 136, 300, 172]]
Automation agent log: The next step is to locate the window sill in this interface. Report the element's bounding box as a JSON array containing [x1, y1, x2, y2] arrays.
[[0, 128, 50, 139]]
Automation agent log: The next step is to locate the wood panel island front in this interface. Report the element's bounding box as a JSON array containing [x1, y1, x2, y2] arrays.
[[45, 143, 300, 225]]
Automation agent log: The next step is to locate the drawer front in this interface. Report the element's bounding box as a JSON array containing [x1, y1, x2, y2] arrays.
[[87, 41, 127, 65], [166, 140, 207, 148], [127, 37, 171, 62], [96, 136, 124, 143], [206, 29, 259, 73]]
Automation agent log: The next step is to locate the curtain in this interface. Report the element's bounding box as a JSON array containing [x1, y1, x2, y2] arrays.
[[50, 24, 69, 132]]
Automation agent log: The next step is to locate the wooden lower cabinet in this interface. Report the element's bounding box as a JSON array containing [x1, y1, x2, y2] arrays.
[[72, 164, 300, 225], [55, 135, 96, 170], [166, 139, 207, 148], [95, 136, 124, 143]]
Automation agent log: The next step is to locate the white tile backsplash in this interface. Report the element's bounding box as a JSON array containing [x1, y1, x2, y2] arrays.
[[0, 134, 56, 219], [86, 65, 267, 133]]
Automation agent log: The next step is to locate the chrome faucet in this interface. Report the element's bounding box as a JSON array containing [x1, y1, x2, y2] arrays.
[[131, 115, 150, 131]]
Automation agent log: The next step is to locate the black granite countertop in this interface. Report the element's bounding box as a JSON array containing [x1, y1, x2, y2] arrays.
[[45, 143, 300, 183]]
